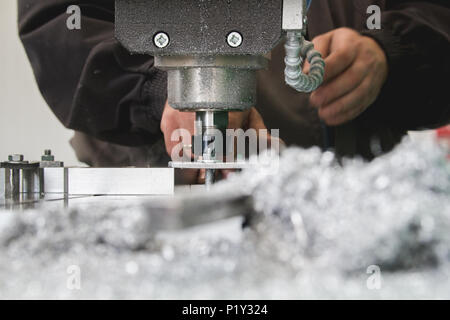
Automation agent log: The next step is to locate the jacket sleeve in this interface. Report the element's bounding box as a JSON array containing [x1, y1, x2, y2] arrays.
[[361, 0, 450, 131], [18, 0, 167, 147]]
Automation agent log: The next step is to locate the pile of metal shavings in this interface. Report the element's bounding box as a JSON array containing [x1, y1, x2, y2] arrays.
[[0, 137, 449, 299]]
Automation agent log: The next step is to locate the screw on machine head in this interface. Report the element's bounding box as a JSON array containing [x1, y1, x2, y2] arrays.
[[227, 31, 243, 48], [154, 32, 170, 49]]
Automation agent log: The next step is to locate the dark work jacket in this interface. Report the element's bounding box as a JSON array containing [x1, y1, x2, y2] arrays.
[[18, 0, 450, 166]]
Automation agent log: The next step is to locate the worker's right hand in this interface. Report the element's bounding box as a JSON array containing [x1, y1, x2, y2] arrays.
[[305, 28, 388, 126], [160, 100, 269, 184]]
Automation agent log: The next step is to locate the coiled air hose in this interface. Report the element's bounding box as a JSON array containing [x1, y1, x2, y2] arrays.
[[284, 31, 325, 93]]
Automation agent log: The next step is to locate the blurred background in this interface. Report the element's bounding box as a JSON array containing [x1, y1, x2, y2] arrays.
[[0, 1, 81, 166]]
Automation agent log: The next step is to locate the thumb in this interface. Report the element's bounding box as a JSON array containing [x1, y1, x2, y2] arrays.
[[247, 107, 267, 131]]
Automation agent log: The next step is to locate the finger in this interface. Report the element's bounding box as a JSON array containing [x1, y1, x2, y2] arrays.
[[175, 169, 200, 185], [162, 105, 195, 158], [247, 108, 267, 131], [162, 117, 180, 157], [221, 169, 237, 179], [198, 169, 206, 184], [310, 61, 369, 108], [322, 48, 358, 83], [318, 76, 374, 126], [228, 110, 250, 129], [312, 32, 333, 58]]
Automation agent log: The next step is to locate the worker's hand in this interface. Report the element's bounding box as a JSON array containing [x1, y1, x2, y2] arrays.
[[160, 101, 269, 183], [307, 28, 388, 126], [161, 101, 266, 158]]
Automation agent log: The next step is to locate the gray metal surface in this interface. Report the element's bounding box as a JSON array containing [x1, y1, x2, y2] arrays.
[[1, 159, 41, 199], [157, 56, 267, 111], [167, 68, 256, 111], [155, 55, 268, 69], [21, 168, 40, 194], [43, 168, 174, 196], [0, 168, 5, 198], [170, 161, 254, 170], [282, 0, 305, 30], [42, 168, 66, 193], [2, 166, 175, 201], [115, 0, 283, 55]]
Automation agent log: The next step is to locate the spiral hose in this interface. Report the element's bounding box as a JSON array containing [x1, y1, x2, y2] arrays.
[[284, 31, 325, 93]]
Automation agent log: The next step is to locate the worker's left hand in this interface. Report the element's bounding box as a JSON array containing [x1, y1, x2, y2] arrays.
[[161, 101, 270, 184], [307, 28, 389, 126]]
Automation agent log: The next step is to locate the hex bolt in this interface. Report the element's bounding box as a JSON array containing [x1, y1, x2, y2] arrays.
[[41, 149, 55, 161], [154, 32, 170, 49], [8, 154, 24, 162], [227, 31, 243, 48]]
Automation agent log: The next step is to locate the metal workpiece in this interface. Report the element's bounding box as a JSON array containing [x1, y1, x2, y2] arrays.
[[43, 168, 175, 196], [41, 167, 67, 194], [140, 191, 255, 232], [156, 55, 268, 112]]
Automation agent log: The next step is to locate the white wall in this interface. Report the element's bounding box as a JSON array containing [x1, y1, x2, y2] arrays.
[[0, 1, 80, 166]]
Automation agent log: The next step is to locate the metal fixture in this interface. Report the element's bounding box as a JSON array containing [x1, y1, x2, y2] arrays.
[[1, 155, 40, 200], [282, 0, 305, 30], [41, 150, 54, 161], [40, 149, 64, 168], [8, 154, 25, 162]]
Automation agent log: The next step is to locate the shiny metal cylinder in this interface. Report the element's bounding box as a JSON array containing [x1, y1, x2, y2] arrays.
[[156, 55, 268, 111], [196, 111, 217, 162]]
